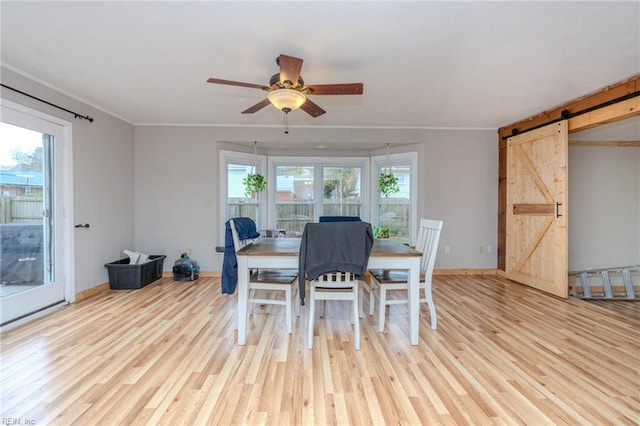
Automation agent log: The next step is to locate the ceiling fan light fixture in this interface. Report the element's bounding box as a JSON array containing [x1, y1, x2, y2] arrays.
[[268, 89, 306, 112]]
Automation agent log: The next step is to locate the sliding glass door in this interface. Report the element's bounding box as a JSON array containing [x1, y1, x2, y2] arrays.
[[1, 101, 73, 325]]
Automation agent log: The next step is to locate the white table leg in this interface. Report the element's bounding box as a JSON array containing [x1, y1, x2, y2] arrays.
[[237, 255, 249, 345], [408, 256, 420, 345]]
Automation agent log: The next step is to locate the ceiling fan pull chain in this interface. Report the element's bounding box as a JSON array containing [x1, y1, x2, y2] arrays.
[[284, 112, 289, 134]]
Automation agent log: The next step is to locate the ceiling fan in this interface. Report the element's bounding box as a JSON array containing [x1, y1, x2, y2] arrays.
[[206, 54, 363, 118]]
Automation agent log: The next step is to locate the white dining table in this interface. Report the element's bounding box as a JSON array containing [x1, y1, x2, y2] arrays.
[[235, 237, 423, 345]]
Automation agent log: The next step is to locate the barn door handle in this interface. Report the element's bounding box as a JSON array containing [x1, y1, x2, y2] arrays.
[[555, 202, 563, 218]]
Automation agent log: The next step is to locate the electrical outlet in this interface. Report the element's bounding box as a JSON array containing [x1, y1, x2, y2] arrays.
[[444, 245, 450, 254], [487, 245, 493, 253], [479, 246, 484, 254]]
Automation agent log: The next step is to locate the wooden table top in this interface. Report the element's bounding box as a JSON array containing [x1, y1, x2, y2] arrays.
[[236, 237, 421, 257]]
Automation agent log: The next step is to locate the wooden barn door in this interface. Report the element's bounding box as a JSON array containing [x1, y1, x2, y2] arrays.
[[506, 121, 568, 298]]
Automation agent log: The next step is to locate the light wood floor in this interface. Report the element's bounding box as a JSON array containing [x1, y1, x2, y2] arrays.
[[1, 274, 638, 425]]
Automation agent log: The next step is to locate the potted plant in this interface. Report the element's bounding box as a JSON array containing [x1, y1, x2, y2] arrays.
[[378, 171, 400, 197], [373, 225, 390, 238], [243, 173, 266, 197]]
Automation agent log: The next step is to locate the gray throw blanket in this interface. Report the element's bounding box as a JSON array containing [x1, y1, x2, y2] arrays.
[[298, 222, 373, 305]]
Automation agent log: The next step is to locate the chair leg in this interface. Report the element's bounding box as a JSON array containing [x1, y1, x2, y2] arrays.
[[358, 282, 365, 318], [368, 278, 376, 316], [249, 289, 255, 316], [246, 290, 252, 327], [284, 286, 292, 333], [247, 304, 251, 332], [424, 282, 437, 330], [231, 294, 238, 330], [353, 284, 360, 350], [293, 286, 300, 317], [378, 286, 387, 333], [307, 286, 316, 349]]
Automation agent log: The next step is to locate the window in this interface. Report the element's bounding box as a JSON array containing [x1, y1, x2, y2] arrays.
[[220, 151, 417, 244], [322, 166, 362, 217], [274, 165, 314, 235], [269, 157, 369, 236], [372, 152, 417, 244], [220, 150, 267, 228], [227, 163, 259, 220]]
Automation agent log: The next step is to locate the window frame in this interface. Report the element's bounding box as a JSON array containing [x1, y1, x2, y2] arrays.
[[267, 156, 371, 229], [371, 151, 418, 244], [219, 149, 268, 230]]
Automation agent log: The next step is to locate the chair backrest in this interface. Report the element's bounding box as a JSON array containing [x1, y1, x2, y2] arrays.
[[313, 271, 356, 285], [318, 216, 362, 223], [300, 222, 373, 279], [414, 219, 443, 277], [229, 218, 253, 253]]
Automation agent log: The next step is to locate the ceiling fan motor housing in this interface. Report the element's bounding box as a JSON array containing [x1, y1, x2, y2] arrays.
[[269, 73, 305, 91]]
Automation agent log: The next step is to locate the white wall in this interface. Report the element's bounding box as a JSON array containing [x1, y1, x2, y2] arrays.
[[1, 67, 136, 293], [134, 126, 498, 272], [568, 145, 640, 271], [134, 126, 218, 271], [421, 130, 498, 269]]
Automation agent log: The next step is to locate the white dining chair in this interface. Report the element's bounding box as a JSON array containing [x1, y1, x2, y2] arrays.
[[307, 272, 361, 350], [368, 218, 443, 332], [229, 218, 299, 333], [300, 222, 373, 351]]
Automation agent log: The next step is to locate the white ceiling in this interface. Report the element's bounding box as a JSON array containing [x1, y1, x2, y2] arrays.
[[1, 1, 639, 135]]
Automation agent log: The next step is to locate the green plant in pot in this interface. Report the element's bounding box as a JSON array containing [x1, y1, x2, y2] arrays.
[[243, 173, 266, 197], [373, 225, 390, 238], [378, 171, 400, 197]]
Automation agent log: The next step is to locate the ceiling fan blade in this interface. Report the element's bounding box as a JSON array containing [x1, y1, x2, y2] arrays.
[[242, 98, 272, 114], [306, 83, 364, 95], [278, 54, 303, 86], [300, 98, 326, 117], [207, 78, 268, 91]]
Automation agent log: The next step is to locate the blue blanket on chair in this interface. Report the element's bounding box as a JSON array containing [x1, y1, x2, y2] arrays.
[[221, 217, 260, 294]]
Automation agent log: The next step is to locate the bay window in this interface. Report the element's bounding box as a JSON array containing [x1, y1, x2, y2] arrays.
[[221, 150, 417, 244]]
